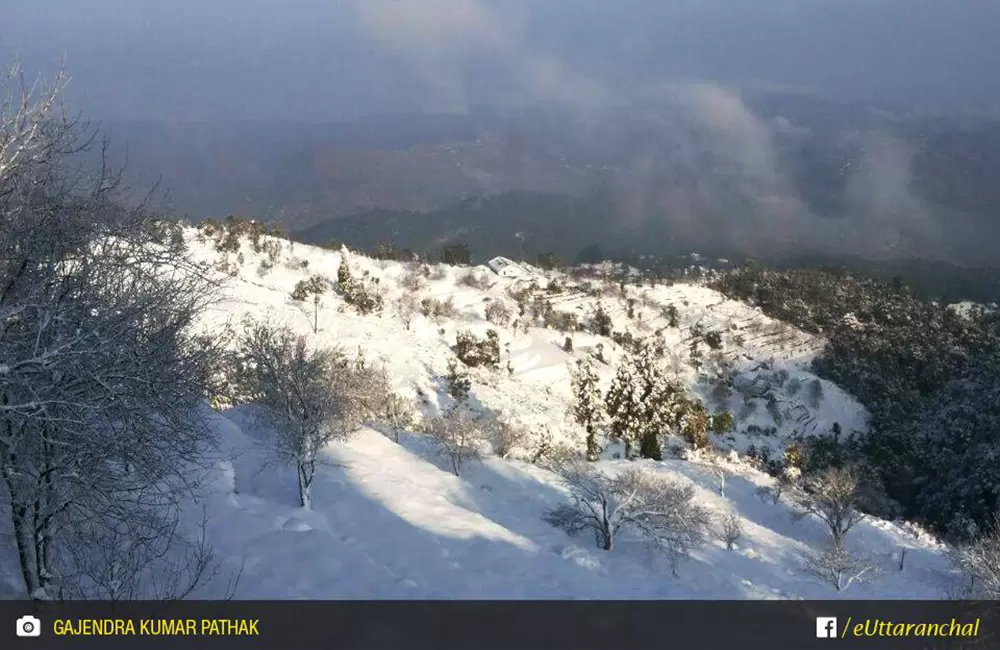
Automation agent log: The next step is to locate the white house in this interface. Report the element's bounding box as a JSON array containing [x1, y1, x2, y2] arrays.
[[486, 256, 528, 279]]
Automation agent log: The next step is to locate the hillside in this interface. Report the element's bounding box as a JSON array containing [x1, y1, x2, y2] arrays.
[[6, 224, 961, 600]]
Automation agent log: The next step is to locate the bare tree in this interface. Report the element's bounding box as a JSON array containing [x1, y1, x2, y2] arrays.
[[393, 293, 419, 330], [485, 300, 513, 327], [706, 454, 730, 497], [544, 462, 710, 573], [426, 407, 482, 476], [805, 543, 876, 592], [0, 64, 224, 599], [757, 465, 800, 506], [376, 393, 416, 444], [953, 512, 1000, 598], [719, 510, 743, 550], [793, 467, 868, 547], [481, 414, 529, 459], [230, 321, 362, 509]]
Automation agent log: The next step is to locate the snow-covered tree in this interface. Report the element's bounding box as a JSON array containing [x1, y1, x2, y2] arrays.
[[605, 341, 686, 459], [545, 462, 710, 573], [231, 321, 363, 509], [590, 303, 613, 336], [481, 413, 529, 459], [485, 300, 513, 327], [806, 543, 876, 592], [719, 510, 743, 550], [680, 400, 710, 449], [426, 407, 482, 476], [337, 253, 352, 287], [445, 358, 471, 405], [0, 65, 223, 599], [793, 467, 868, 547], [571, 356, 605, 461], [290, 275, 327, 333], [953, 512, 1000, 598]]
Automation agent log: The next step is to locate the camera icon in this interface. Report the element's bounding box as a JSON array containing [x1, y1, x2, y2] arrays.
[[16, 615, 41, 638]]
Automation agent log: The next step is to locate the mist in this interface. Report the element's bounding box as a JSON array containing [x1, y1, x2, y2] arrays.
[[3, 0, 998, 263]]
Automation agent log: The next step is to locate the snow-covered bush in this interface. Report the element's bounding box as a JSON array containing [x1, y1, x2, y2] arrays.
[[680, 401, 710, 450], [544, 463, 710, 574], [459, 269, 491, 290], [485, 300, 513, 327], [454, 329, 501, 369], [953, 513, 1000, 598], [426, 407, 482, 476], [543, 309, 579, 332], [482, 415, 529, 459], [420, 296, 457, 322], [393, 293, 420, 330]]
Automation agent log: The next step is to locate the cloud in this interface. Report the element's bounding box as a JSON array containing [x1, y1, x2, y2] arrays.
[[346, 0, 963, 263]]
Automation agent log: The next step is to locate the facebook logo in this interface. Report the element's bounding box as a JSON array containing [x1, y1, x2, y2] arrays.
[[816, 617, 839, 639]]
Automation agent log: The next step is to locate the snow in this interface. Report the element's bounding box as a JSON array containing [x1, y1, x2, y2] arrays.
[[1, 227, 955, 600]]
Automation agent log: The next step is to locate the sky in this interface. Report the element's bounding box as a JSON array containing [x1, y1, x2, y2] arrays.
[[2, 0, 999, 121]]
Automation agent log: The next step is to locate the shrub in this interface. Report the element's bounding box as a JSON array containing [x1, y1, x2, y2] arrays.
[[485, 300, 513, 327], [544, 309, 579, 332], [544, 463, 710, 574], [709, 411, 734, 434], [483, 415, 529, 459], [420, 296, 457, 322], [393, 293, 420, 330], [426, 408, 482, 476], [459, 269, 491, 290], [680, 401, 710, 449], [400, 268, 426, 292], [454, 329, 501, 369], [953, 513, 1000, 598]]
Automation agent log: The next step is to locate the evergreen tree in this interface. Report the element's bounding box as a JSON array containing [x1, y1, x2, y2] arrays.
[[337, 254, 352, 288], [591, 303, 613, 336], [605, 341, 685, 459], [572, 357, 605, 461], [445, 358, 472, 407]]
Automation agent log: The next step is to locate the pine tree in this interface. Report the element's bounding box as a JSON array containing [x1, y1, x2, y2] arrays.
[[572, 357, 605, 461], [605, 341, 685, 459], [337, 254, 352, 288], [445, 358, 472, 407]]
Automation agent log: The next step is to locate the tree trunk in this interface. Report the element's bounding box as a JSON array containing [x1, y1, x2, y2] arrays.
[[297, 461, 313, 510], [2, 438, 39, 596], [585, 426, 599, 462], [624, 438, 633, 460]]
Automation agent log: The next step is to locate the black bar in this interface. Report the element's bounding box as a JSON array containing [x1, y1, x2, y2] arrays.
[[3, 601, 997, 650]]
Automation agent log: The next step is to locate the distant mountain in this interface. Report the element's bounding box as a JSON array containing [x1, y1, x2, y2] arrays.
[[105, 94, 1000, 265]]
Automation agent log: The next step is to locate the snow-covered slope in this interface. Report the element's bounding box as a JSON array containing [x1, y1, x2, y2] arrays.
[[81, 228, 954, 599]]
